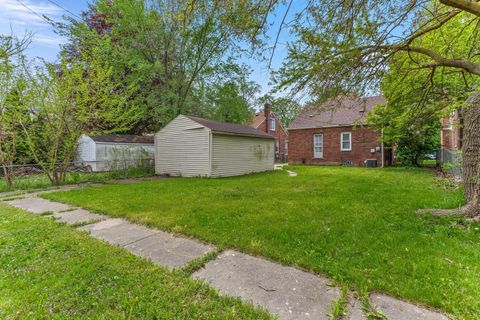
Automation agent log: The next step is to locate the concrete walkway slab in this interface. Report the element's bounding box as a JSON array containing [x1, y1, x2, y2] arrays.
[[52, 209, 105, 225], [124, 231, 214, 269], [346, 297, 366, 320], [78, 218, 158, 246], [7, 197, 71, 214], [193, 250, 340, 320], [371, 293, 448, 320]]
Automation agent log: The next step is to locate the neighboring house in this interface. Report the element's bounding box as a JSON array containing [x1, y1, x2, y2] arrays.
[[155, 115, 274, 177], [440, 109, 462, 152], [439, 109, 462, 176], [288, 95, 389, 167], [252, 103, 288, 162], [76, 134, 155, 171]]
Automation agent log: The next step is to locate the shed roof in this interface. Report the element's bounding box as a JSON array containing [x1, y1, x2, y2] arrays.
[[92, 134, 154, 144], [186, 115, 273, 139], [289, 95, 385, 130]]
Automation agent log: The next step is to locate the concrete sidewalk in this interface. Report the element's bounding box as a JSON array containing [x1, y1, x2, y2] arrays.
[[5, 196, 449, 320]]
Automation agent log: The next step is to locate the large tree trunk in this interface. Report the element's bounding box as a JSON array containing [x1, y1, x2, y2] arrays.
[[461, 92, 480, 217]]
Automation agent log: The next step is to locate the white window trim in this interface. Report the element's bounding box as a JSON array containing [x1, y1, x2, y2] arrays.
[[269, 118, 276, 131], [313, 134, 323, 159], [340, 132, 352, 151]]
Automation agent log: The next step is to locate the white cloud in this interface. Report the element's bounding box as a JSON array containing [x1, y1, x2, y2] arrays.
[[0, 0, 67, 52], [34, 33, 66, 45], [0, 0, 63, 26]]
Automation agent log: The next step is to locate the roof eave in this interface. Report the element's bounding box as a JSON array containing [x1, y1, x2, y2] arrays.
[[288, 123, 369, 130], [211, 130, 274, 139]]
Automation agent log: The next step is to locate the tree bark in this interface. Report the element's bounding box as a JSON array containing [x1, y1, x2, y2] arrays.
[[461, 92, 480, 217], [2, 165, 13, 189]]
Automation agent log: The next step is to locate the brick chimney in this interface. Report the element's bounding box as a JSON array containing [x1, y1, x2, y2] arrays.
[[264, 101, 271, 133]]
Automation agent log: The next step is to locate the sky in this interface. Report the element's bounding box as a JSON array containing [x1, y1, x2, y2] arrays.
[[0, 0, 305, 96]]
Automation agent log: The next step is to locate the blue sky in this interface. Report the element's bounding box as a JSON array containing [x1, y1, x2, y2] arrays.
[[0, 0, 304, 95]]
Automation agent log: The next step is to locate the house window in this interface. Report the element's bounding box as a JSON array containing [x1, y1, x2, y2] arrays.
[[285, 141, 288, 155], [269, 118, 276, 131], [341, 132, 352, 151], [275, 140, 280, 153], [313, 134, 323, 158]]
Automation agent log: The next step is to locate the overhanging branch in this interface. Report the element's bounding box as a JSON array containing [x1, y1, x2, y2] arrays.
[[400, 46, 480, 75], [440, 0, 480, 17]]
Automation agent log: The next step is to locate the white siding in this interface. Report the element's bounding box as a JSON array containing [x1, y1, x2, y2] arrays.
[[155, 115, 211, 177], [95, 143, 154, 171], [75, 134, 97, 171], [211, 134, 274, 177]]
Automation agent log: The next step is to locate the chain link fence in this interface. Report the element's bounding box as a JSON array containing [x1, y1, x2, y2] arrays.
[[0, 159, 155, 193], [437, 149, 462, 179]]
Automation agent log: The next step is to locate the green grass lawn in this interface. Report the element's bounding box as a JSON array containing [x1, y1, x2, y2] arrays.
[[0, 203, 271, 319], [43, 166, 480, 319]]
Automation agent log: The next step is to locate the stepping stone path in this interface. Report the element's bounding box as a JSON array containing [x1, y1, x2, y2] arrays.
[[124, 231, 214, 269], [193, 250, 340, 319], [8, 197, 71, 214], [286, 170, 297, 177], [370, 294, 448, 320], [79, 218, 159, 246], [4, 196, 450, 320], [53, 209, 104, 225]]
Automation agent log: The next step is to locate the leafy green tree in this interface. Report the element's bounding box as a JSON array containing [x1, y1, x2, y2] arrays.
[[199, 63, 259, 124], [258, 94, 302, 128], [202, 82, 255, 124], [368, 101, 441, 166], [368, 17, 479, 166], [0, 35, 30, 188], [20, 58, 140, 185], [277, 1, 480, 216], [61, 0, 275, 132]]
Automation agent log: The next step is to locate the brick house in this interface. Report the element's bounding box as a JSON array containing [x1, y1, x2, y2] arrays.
[[253, 103, 288, 162], [439, 109, 462, 172], [440, 109, 462, 151], [288, 95, 390, 167]]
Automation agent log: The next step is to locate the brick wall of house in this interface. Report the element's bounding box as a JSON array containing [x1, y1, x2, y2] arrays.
[[441, 128, 453, 150], [440, 114, 462, 151], [257, 115, 288, 162], [288, 126, 383, 166]]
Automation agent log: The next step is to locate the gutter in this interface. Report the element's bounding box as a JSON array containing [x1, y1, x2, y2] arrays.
[[211, 131, 274, 140]]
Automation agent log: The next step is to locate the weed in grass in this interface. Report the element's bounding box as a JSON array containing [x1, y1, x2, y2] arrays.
[[0, 167, 155, 193], [70, 218, 104, 228], [361, 295, 386, 320], [40, 211, 54, 216], [1, 196, 26, 201], [328, 286, 349, 319], [176, 246, 224, 277]]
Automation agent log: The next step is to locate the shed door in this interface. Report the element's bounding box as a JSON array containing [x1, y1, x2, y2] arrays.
[[313, 134, 323, 158]]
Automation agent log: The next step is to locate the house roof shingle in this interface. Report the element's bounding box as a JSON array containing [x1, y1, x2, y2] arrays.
[[289, 95, 385, 130], [253, 112, 267, 128], [92, 134, 154, 144], [186, 115, 273, 139]]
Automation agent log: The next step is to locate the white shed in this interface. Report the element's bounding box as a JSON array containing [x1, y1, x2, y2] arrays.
[[76, 134, 155, 171], [155, 115, 274, 177]]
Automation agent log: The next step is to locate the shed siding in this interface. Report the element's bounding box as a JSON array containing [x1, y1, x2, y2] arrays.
[[211, 134, 274, 177], [95, 143, 154, 171], [155, 116, 211, 177], [75, 134, 97, 171]]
